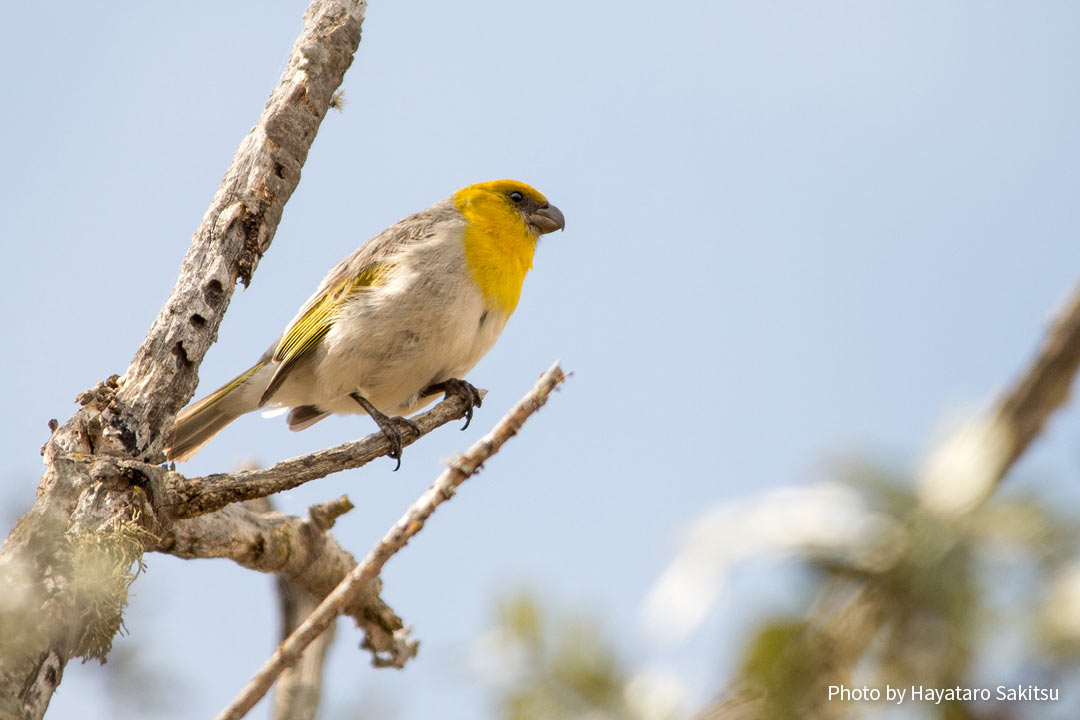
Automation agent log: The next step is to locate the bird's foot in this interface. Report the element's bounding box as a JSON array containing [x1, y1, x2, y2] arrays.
[[421, 378, 483, 430], [349, 392, 420, 471]]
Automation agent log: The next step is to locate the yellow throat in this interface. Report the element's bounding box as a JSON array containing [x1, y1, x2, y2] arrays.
[[454, 180, 543, 315]]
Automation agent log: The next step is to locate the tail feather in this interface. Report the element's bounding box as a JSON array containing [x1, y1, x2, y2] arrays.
[[164, 362, 264, 461], [286, 405, 330, 432]]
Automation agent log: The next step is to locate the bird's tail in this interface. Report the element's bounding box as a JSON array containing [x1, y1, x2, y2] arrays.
[[164, 362, 265, 461]]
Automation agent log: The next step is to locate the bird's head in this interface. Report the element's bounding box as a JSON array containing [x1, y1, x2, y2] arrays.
[[454, 179, 565, 237]]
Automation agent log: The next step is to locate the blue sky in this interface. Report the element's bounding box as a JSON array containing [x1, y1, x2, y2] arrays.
[[4, 1, 1080, 718]]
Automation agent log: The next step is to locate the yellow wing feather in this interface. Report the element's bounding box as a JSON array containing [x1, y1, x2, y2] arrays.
[[259, 263, 388, 405]]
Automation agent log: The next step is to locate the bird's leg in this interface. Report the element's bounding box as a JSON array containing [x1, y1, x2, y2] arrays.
[[349, 392, 420, 471], [420, 378, 483, 430]]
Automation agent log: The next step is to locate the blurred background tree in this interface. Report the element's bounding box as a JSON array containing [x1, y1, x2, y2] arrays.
[[478, 469, 1080, 720], [475, 286, 1080, 720]]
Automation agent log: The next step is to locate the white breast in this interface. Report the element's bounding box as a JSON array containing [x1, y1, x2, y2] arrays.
[[281, 223, 511, 416]]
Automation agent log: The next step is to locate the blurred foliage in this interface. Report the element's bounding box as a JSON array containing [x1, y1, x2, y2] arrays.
[[484, 464, 1080, 720], [485, 593, 638, 720], [721, 466, 1080, 719]]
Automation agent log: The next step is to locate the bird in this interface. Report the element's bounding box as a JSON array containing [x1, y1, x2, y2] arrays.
[[163, 179, 564, 467]]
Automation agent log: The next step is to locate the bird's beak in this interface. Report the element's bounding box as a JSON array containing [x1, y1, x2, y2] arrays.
[[529, 204, 566, 234]]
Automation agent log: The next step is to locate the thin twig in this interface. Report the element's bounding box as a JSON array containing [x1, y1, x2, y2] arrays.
[[212, 363, 567, 720]]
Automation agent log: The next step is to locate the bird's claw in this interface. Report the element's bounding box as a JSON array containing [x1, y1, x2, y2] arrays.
[[350, 392, 419, 471], [425, 378, 483, 430], [398, 416, 421, 436]]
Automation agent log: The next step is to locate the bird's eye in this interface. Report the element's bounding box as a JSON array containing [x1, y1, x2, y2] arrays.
[[509, 191, 524, 203]]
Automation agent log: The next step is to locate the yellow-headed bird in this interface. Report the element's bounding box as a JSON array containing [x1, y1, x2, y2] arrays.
[[164, 180, 564, 466]]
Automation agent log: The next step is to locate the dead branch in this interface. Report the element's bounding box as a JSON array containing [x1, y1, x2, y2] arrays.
[[156, 389, 483, 520], [213, 363, 568, 720], [0, 2, 367, 718], [158, 496, 412, 667], [272, 580, 337, 720], [239, 496, 337, 720]]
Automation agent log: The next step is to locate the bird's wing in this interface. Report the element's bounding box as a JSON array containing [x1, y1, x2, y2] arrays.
[[258, 203, 458, 406], [258, 261, 388, 406]]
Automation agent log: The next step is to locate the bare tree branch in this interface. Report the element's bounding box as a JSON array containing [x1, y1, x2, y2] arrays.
[[237, 496, 337, 720], [158, 495, 414, 667], [112, 0, 368, 460], [0, 2, 367, 717], [272, 577, 337, 720], [213, 363, 568, 720], [156, 389, 483, 520]]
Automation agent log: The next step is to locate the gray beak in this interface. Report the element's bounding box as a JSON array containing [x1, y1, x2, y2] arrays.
[[529, 204, 566, 234]]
